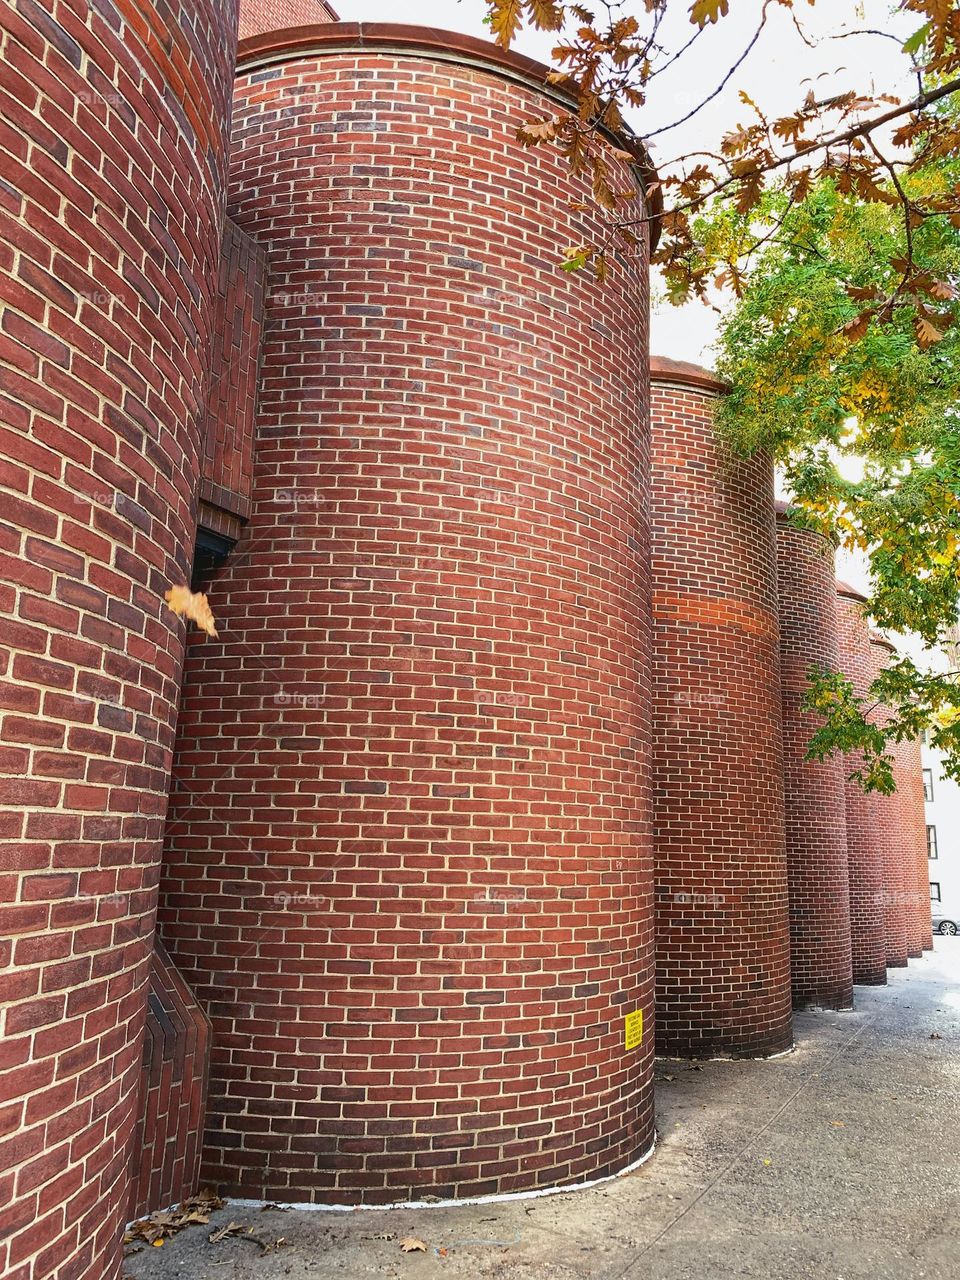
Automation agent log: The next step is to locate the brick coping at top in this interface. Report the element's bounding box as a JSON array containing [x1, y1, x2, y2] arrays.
[[649, 355, 728, 396]]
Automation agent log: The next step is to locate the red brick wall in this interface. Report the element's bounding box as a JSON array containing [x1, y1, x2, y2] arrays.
[[891, 735, 927, 959], [775, 512, 853, 1009], [200, 220, 268, 526], [160, 28, 657, 1203], [836, 588, 887, 984], [868, 636, 909, 968], [127, 942, 211, 1219], [650, 360, 792, 1057], [0, 2, 238, 1278], [239, 0, 337, 41]]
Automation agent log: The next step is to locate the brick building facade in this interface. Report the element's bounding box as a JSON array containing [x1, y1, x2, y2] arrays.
[[0, 3, 239, 1277], [161, 24, 658, 1205], [649, 359, 793, 1058], [836, 585, 889, 985], [775, 509, 853, 1010], [0, 6, 936, 1278]]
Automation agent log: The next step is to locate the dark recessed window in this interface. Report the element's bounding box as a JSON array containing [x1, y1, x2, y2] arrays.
[[927, 826, 939, 859], [930, 881, 941, 902], [923, 769, 935, 802]]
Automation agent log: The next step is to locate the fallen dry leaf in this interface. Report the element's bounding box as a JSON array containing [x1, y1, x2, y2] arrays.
[[400, 1236, 428, 1253], [165, 584, 218, 638], [209, 1221, 246, 1244], [124, 1192, 226, 1248]]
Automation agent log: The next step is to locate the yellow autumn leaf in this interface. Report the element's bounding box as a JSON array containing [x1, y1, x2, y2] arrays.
[[690, 0, 730, 27], [164, 585, 219, 638]]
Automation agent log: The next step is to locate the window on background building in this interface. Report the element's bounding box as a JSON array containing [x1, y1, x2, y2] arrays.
[[923, 768, 935, 801], [930, 882, 941, 902], [928, 826, 939, 859]]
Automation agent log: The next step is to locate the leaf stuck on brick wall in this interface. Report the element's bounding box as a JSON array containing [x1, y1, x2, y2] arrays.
[[164, 585, 219, 637]]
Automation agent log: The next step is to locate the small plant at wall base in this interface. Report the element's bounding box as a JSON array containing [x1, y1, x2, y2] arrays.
[[486, 0, 960, 787]]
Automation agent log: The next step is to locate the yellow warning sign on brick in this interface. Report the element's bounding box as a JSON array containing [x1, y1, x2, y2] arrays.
[[624, 1009, 643, 1051]]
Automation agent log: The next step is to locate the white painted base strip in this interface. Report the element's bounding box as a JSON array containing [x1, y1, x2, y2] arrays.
[[228, 1135, 658, 1214]]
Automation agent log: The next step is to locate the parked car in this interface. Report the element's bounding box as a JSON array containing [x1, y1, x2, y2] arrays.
[[933, 911, 958, 936]]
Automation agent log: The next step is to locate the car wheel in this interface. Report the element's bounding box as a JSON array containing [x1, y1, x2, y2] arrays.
[[939, 920, 958, 936]]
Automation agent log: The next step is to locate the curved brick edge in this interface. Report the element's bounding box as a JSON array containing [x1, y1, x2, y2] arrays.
[[836, 591, 888, 985], [868, 635, 910, 968], [775, 513, 853, 1010], [239, 0, 338, 42], [127, 941, 212, 1220], [892, 736, 928, 959], [235, 22, 662, 249], [0, 3, 238, 1278], [162, 44, 656, 1204], [231, 1132, 658, 1213], [649, 356, 729, 396], [650, 366, 793, 1057]]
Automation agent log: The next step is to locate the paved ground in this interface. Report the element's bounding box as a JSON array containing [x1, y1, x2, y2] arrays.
[[126, 939, 960, 1280]]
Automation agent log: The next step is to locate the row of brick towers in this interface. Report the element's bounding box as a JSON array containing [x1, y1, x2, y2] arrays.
[[0, 5, 933, 1280]]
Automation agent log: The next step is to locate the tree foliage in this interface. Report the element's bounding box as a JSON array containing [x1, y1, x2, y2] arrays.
[[486, 0, 960, 342], [708, 173, 960, 787], [484, 0, 960, 785]]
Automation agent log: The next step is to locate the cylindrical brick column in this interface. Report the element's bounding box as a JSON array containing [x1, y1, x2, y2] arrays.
[[239, 0, 337, 41], [916, 747, 935, 950], [0, 4, 238, 1279], [836, 586, 887, 984], [161, 25, 658, 1204], [891, 734, 926, 958], [649, 359, 792, 1058], [869, 635, 909, 968], [775, 507, 853, 1009]]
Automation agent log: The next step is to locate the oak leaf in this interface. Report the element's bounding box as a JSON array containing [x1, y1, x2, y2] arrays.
[[916, 315, 945, 348], [488, 0, 523, 47], [165, 585, 219, 638], [690, 0, 730, 25]]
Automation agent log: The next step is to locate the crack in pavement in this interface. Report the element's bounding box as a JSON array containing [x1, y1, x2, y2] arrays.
[[602, 1012, 878, 1280]]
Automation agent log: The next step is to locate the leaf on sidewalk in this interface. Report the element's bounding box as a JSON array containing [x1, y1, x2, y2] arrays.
[[209, 1222, 247, 1244]]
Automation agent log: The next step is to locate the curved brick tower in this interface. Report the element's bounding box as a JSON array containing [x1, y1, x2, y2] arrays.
[[869, 635, 909, 968], [889, 731, 925, 959], [0, 3, 238, 1278], [161, 25, 658, 1204], [836, 586, 888, 984], [909, 739, 935, 951], [775, 507, 853, 1009], [649, 359, 792, 1058], [239, 0, 337, 40]]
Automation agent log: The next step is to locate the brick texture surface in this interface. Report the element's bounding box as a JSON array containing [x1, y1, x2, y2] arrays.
[[0, 2, 238, 1277], [160, 37, 656, 1203], [127, 941, 211, 1219], [199, 219, 268, 526], [650, 363, 792, 1058], [869, 636, 909, 969], [239, 0, 337, 41], [775, 512, 853, 1009], [891, 734, 928, 959], [836, 589, 888, 985]]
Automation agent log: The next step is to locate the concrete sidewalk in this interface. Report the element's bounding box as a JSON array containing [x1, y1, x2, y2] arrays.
[[125, 940, 960, 1280]]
